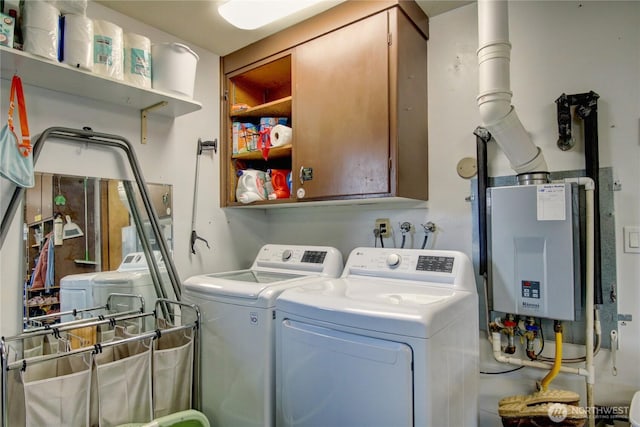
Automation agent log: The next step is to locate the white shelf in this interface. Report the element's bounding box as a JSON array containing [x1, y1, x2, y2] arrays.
[[0, 46, 202, 117]]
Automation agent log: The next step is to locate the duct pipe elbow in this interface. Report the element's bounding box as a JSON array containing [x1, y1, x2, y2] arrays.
[[479, 104, 548, 174]]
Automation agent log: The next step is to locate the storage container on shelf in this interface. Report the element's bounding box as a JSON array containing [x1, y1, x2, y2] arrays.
[[151, 42, 198, 98]]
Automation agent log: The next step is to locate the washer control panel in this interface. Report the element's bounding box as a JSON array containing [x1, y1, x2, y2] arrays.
[[416, 255, 455, 273], [344, 247, 475, 290]]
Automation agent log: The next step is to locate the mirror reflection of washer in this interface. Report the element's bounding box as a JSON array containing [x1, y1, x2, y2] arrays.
[[182, 244, 343, 427], [275, 247, 479, 427]]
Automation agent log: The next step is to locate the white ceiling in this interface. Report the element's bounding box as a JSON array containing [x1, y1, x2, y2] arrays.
[[96, 1, 471, 56]]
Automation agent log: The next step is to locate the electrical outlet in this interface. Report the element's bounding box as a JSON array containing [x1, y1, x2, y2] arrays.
[[375, 218, 391, 238]]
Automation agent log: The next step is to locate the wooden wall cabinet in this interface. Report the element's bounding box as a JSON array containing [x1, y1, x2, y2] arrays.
[[25, 173, 54, 225], [221, 0, 428, 206]]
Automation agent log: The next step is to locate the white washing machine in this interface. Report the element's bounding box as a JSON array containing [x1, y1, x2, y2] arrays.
[[182, 244, 343, 427], [275, 247, 479, 427], [91, 251, 170, 313], [59, 272, 100, 322]]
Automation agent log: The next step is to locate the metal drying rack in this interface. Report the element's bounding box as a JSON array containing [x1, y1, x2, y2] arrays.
[[0, 127, 193, 426]]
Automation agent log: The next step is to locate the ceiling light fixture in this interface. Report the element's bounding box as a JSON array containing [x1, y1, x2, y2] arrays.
[[218, 0, 323, 30]]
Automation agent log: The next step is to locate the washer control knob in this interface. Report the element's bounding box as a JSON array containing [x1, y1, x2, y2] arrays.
[[282, 249, 293, 261], [386, 253, 401, 268]]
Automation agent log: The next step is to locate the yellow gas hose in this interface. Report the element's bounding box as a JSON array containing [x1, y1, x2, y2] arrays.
[[540, 327, 563, 391]]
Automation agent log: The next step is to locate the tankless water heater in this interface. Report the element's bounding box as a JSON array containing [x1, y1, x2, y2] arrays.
[[488, 183, 581, 321]]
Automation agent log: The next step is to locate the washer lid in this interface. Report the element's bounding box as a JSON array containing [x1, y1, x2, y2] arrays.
[[60, 272, 100, 288], [276, 276, 477, 339], [93, 271, 145, 284], [183, 269, 308, 300]]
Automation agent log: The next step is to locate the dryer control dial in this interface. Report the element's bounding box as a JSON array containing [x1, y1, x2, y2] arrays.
[[282, 249, 293, 261], [386, 253, 401, 268]]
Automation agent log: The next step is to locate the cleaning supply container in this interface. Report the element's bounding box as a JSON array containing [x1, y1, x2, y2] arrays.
[[235, 169, 268, 204], [151, 42, 199, 98]]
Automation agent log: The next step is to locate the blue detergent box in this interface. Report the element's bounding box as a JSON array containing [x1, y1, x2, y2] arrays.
[[259, 117, 288, 132], [0, 13, 14, 48]]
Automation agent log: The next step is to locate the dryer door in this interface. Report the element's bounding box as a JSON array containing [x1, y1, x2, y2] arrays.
[[278, 319, 413, 427]]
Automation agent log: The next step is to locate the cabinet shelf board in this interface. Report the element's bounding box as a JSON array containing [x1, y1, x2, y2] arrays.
[[226, 197, 296, 207], [28, 286, 60, 292], [230, 55, 291, 89], [1, 46, 202, 117], [231, 96, 292, 118], [28, 303, 60, 308], [27, 217, 54, 227], [225, 197, 429, 209], [231, 144, 292, 160]]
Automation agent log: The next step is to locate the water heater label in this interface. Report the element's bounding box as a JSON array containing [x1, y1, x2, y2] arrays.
[[536, 184, 566, 221]]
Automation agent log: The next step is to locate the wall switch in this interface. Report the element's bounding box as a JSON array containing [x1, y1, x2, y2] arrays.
[[375, 218, 391, 238], [623, 226, 640, 253]]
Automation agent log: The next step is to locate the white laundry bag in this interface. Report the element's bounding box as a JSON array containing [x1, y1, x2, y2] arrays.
[[153, 328, 194, 418], [6, 333, 69, 427], [93, 338, 153, 426], [21, 353, 92, 427]]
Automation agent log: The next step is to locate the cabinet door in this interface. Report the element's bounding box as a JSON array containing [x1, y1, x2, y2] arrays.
[[41, 174, 54, 220], [25, 175, 43, 225], [294, 11, 390, 200]]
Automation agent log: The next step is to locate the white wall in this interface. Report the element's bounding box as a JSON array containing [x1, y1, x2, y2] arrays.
[[0, 2, 268, 337], [265, 0, 640, 423]]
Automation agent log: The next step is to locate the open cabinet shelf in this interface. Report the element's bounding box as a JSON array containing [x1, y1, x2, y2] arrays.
[[224, 54, 294, 206], [231, 144, 292, 160], [231, 96, 292, 118]]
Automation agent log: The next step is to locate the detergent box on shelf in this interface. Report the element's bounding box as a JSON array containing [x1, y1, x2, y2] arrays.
[[232, 122, 259, 154], [259, 117, 288, 132]]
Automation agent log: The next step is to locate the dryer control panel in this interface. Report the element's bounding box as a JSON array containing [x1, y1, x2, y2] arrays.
[[343, 248, 476, 291]]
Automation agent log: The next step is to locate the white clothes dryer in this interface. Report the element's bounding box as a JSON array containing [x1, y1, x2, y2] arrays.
[[182, 244, 343, 427], [275, 247, 479, 427]]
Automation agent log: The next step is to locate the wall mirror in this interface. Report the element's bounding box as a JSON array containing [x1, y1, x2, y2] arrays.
[[23, 172, 173, 329]]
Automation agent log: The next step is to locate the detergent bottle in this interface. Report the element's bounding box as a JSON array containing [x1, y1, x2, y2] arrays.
[[236, 169, 268, 204], [268, 169, 291, 199]]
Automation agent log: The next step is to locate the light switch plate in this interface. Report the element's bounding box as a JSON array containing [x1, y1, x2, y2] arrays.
[[623, 226, 640, 253]]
